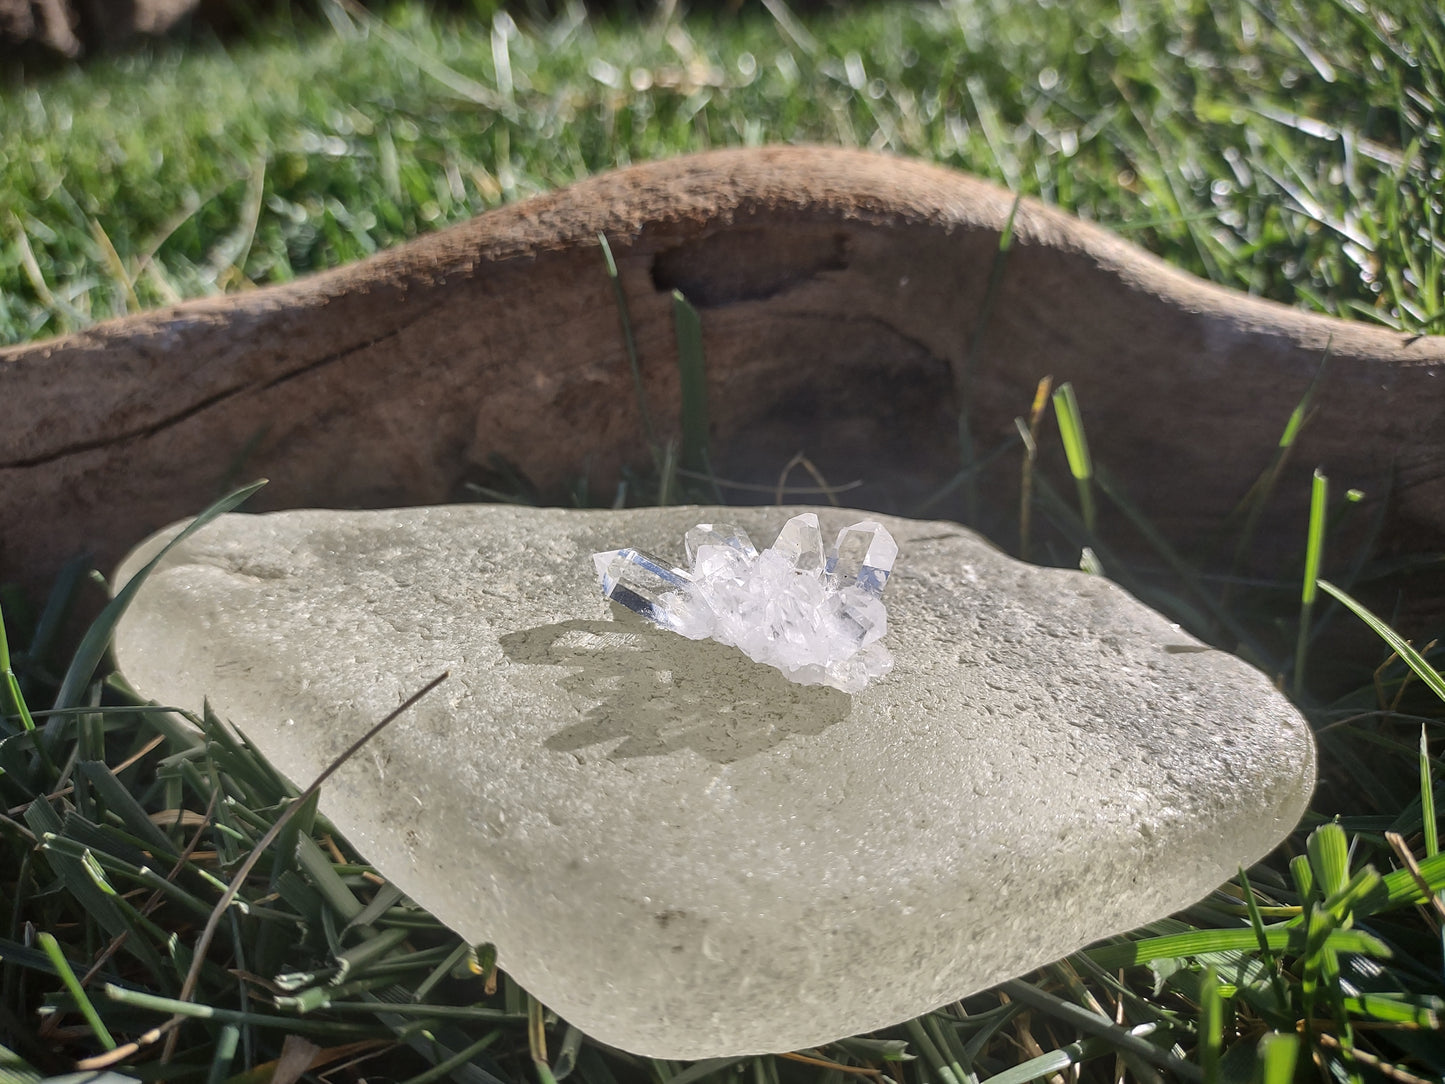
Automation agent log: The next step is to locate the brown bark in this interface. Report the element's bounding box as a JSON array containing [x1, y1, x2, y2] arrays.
[[2, 146, 1442, 636]]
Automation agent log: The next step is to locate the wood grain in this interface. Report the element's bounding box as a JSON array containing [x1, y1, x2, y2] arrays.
[[3, 146, 1441, 632]]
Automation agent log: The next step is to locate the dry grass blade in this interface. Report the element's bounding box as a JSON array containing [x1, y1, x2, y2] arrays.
[[773, 453, 844, 507], [777, 1052, 883, 1078], [1383, 832, 1445, 925], [1017, 375, 1053, 562]]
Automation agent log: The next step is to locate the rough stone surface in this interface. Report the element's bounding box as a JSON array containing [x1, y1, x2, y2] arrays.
[[113, 505, 1316, 1059]]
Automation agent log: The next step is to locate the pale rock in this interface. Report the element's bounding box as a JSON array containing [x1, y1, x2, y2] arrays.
[[112, 505, 1316, 1059]]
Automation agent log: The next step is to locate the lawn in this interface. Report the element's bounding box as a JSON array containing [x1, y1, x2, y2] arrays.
[[1, 1, 1443, 1082], [2, 0, 1441, 343]]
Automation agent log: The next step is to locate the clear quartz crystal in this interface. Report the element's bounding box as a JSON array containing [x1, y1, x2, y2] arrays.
[[770, 513, 826, 574], [684, 523, 757, 565], [592, 548, 701, 636], [593, 514, 897, 693], [828, 586, 888, 647], [829, 521, 898, 595]]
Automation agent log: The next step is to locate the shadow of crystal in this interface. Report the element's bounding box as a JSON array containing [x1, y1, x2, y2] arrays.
[[498, 611, 851, 764]]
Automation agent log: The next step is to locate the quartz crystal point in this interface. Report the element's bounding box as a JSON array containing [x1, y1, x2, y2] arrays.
[[684, 523, 757, 565], [770, 512, 827, 574], [592, 548, 702, 636], [829, 520, 898, 595], [593, 513, 896, 693]]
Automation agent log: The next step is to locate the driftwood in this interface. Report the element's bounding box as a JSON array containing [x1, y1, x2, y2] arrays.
[[2, 146, 1443, 634]]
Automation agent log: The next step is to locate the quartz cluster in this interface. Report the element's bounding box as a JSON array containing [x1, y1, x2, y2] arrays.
[[591, 513, 897, 693]]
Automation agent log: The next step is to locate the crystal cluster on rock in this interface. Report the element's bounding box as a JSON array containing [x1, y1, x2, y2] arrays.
[[592, 513, 897, 693], [111, 505, 1318, 1060]]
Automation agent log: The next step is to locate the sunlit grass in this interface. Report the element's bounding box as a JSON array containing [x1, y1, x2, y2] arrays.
[[1, 0, 1441, 346]]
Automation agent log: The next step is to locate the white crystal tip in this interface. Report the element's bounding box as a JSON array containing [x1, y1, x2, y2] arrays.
[[592, 514, 897, 693]]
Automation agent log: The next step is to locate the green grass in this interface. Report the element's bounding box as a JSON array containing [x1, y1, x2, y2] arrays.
[[1, 0, 1442, 344], [2, 0, 1445, 1082]]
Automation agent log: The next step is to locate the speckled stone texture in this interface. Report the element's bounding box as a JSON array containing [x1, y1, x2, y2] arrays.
[[113, 505, 1315, 1058]]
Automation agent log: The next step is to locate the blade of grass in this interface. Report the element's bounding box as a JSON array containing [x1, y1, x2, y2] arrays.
[[25, 552, 90, 684], [672, 290, 710, 479], [103, 983, 382, 1036], [50, 479, 268, 720], [1237, 867, 1291, 1009], [396, 1031, 503, 1084], [1382, 833, 1445, 924], [914, 430, 1026, 516], [598, 232, 657, 458], [1423, 726, 1439, 858], [1306, 822, 1350, 899], [37, 931, 115, 1051], [206, 1024, 241, 1084], [1226, 343, 1331, 579], [1255, 1032, 1298, 1084], [0, 1039, 43, 1084], [552, 1024, 584, 1081], [674, 468, 863, 496], [958, 195, 1021, 524], [332, 0, 505, 111], [1317, 581, 1445, 703], [331, 928, 411, 986], [530, 994, 557, 1084], [39, 835, 213, 921], [773, 453, 843, 507], [760, 0, 817, 56], [28, 832, 168, 979], [10, 212, 88, 329], [1198, 966, 1222, 1084], [412, 941, 472, 1004], [88, 218, 140, 314], [924, 1013, 977, 1084], [274, 997, 514, 1021], [296, 829, 364, 923], [904, 1017, 963, 1084], [833, 1036, 913, 1063], [0, 601, 36, 733], [974, 1035, 1103, 1084], [960, 1001, 1029, 1065], [655, 440, 678, 507], [1343, 992, 1442, 1028], [1295, 468, 1328, 697], [346, 881, 406, 934], [996, 980, 1201, 1081], [1086, 925, 1389, 970], [1017, 375, 1052, 561], [1051, 382, 1095, 535], [75, 761, 175, 853]]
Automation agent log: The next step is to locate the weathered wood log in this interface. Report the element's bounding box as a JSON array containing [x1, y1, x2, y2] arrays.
[[3, 145, 1442, 633]]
